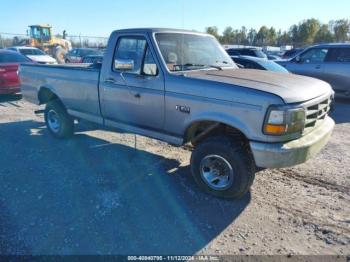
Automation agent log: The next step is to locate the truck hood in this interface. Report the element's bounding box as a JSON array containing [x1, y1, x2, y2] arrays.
[[185, 69, 332, 103]]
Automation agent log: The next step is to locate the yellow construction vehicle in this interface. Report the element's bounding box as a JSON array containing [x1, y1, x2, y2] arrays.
[[14, 24, 72, 63]]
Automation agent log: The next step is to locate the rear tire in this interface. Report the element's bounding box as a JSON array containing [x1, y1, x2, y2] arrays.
[[44, 100, 74, 138], [190, 136, 256, 199]]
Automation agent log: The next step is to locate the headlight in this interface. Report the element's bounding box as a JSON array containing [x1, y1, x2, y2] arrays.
[[263, 107, 305, 135]]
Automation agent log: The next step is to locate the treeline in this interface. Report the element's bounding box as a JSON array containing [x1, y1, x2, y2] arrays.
[[206, 18, 350, 47]]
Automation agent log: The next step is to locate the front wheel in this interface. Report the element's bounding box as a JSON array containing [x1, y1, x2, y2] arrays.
[[190, 136, 256, 199], [44, 100, 74, 138], [55, 47, 67, 64]]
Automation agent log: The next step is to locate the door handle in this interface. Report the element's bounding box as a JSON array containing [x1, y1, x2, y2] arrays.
[[104, 78, 117, 84], [134, 93, 141, 98]]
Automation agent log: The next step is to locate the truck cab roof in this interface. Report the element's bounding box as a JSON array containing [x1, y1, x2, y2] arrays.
[[112, 28, 208, 35]]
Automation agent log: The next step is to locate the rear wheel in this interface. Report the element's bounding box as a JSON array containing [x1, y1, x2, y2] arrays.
[[190, 136, 256, 199], [44, 100, 74, 138]]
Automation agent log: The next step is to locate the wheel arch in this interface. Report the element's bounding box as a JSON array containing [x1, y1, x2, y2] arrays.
[[38, 86, 60, 105], [183, 118, 250, 146]]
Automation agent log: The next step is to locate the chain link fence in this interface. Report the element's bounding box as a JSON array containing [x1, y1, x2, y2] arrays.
[[66, 35, 108, 48], [0, 32, 108, 49]]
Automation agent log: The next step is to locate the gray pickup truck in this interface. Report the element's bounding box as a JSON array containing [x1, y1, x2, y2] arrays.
[[21, 28, 335, 199]]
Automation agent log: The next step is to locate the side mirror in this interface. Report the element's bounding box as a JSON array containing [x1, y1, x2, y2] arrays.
[[294, 56, 301, 63], [114, 59, 134, 71]]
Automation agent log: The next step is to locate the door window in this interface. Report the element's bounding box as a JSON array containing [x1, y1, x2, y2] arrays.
[[142, 46, 158, 76], [113, 36, 158, 76], [326, 48, 350, 63], [42, 28, 50, 41], [300, 48, 328, 63], [114, 37, 147, 74], [30, 27, 41, 39]]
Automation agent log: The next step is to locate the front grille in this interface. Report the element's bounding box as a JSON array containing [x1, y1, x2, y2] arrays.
[[304, 97, 332, 132]]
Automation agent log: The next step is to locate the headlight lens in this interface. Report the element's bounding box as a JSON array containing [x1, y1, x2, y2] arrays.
[[268, 110, 284, 124], [264, 107, 305, 135]]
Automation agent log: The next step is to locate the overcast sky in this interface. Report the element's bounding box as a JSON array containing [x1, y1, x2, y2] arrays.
[[1, 0, 349, 37]]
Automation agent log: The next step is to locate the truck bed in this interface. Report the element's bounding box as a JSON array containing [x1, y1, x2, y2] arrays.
[[20, 63, 102, 123]]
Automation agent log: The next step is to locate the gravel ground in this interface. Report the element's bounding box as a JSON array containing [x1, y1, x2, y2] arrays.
[[0, 94, 349, 256]]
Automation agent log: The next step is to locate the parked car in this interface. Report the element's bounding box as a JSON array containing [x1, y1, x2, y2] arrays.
[[226, 48, 267, 59], [82, 55, 103, 64], [264, 51, 283, 60], [232, 56, 288, 73], [65, 48, 102, 63], [266, 54, 281, 60], [8, 46, 57, 64], [277, 44, 350, 97], [0, 50, 32, 94], [281, 48, 303, 60], [21, 28, 334, 199]]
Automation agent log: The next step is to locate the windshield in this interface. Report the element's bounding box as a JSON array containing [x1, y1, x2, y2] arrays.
[[155, 33, 235, 72], [19, 48, 46, 56], [257, 60, 288, 73]]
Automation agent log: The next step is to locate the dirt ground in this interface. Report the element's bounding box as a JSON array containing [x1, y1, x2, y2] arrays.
[[0, 94, 349, 256]]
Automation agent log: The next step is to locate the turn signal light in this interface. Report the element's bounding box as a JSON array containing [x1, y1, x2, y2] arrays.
[[264, 124, 287, 135]]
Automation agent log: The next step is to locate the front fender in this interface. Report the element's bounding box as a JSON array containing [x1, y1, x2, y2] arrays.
[[183, 110, 256, 141]]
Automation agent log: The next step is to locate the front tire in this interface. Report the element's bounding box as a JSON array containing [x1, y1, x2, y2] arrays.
[[55, 47, 67, 64], [44, 100, 74, 138], [190, 136, 256, 199]]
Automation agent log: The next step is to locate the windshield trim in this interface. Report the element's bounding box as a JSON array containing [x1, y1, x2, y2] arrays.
[[152, 32, 235, 74]]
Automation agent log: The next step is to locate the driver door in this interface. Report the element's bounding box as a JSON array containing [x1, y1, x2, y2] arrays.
[[101, 35, 165, 131]]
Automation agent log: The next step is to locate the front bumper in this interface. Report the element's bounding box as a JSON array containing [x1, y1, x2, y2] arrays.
[[250, 116, 335, 168]]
